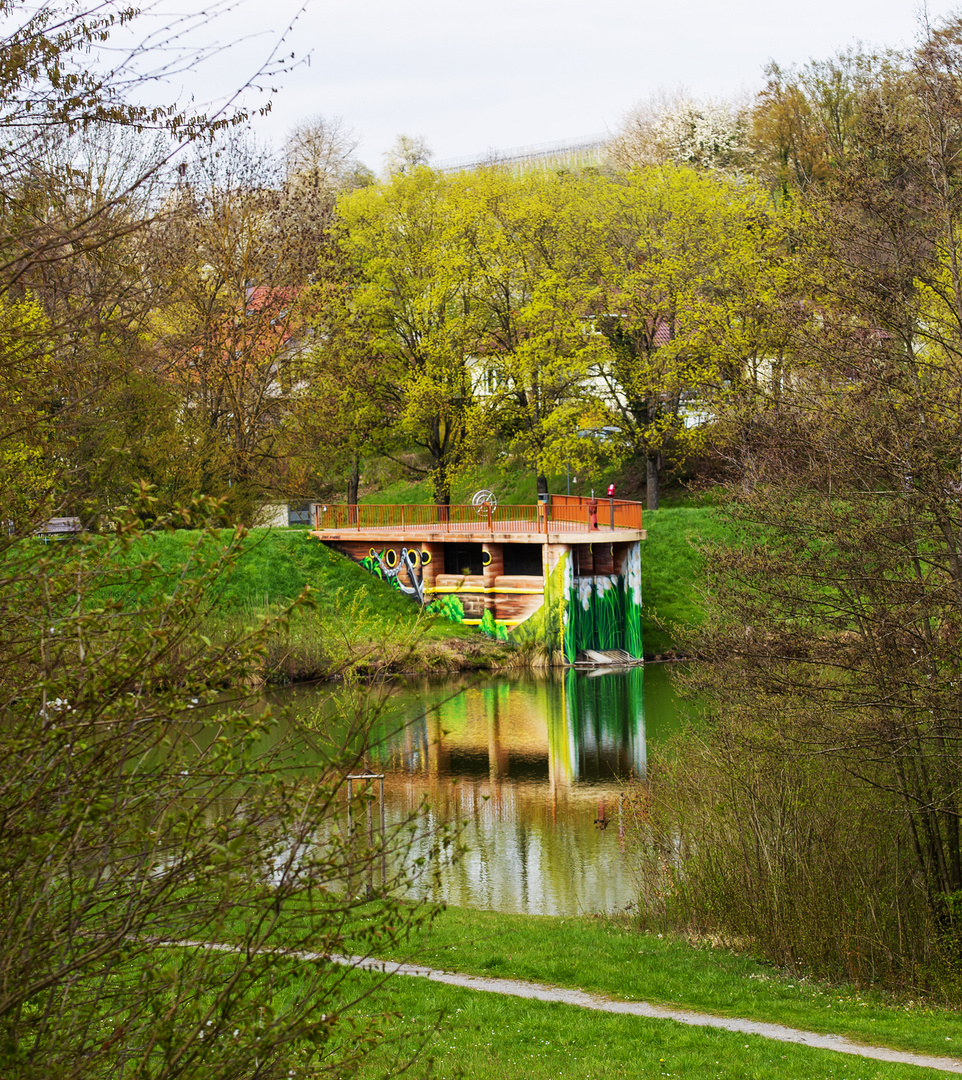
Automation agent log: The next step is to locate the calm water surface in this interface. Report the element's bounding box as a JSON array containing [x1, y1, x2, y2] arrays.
[[269, 665, 682, 917]]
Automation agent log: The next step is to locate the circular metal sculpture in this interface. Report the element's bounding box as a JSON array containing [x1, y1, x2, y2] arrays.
[[471, 489, 498, 515]]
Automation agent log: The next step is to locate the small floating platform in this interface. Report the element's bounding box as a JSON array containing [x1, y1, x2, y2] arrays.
[[575, 649, 645, 668]]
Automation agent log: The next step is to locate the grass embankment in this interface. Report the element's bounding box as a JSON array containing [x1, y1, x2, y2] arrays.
[[253, 905, 961, 1080], [102, 527, 512, 682], [640, 504, 736, 656]]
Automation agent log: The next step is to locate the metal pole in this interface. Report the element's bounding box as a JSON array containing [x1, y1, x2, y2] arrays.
[[380, 776, 386, 888], [347, 774, 386, 894]]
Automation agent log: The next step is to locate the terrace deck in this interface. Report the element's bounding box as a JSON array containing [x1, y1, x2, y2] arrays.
[[310, 495, 645, 545]]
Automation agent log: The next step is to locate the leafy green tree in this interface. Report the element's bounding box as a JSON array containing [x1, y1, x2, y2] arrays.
[[451, 168, 616, 494], [334, 168, 480, 506], [299, 259, 401, 504], [589, 165, 786, 509]]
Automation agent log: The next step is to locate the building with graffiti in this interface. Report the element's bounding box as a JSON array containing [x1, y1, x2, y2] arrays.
[[310, 494, 645, 663]]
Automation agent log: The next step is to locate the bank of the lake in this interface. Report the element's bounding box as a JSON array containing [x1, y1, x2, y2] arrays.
[[109, 506, 719, 681]]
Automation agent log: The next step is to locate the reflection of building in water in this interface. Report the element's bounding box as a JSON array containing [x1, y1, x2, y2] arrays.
[[366, 670, 649, 914], [376, 669, 646, 793], [264, 668, 671, 916]]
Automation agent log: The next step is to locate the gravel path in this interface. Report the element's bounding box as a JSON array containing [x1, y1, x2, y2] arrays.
[[166, 941, 962, 1074]]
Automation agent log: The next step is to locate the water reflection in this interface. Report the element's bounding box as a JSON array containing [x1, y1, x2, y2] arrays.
[[277, 665, 679, 916], [374, 668, 647, 790]]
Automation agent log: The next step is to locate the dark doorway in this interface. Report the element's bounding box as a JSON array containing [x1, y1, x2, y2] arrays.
[[444, 543, 485, 575], [503, 544, 543, 576]]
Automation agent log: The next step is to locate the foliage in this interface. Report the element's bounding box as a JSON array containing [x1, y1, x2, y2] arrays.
[[610, 90, 753, 175], [0, 4, 449, 1076], [151, 136, 334, 523], [333, 168, 482, 504], [589, 166, 791, 509], [0, 507, 450, 1078], [638, 12, 962, 998], [448, 168, 617, 494], [749, 47, 900, 196]]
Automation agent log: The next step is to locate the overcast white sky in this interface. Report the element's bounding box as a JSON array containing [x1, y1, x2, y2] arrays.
[[152, 0, 960, 170]]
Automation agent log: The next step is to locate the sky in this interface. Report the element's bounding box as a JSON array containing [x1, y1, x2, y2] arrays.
[[146, 0, 961, 171]]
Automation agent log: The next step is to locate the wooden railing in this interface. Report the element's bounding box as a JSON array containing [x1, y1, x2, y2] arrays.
[[313, 496, 642, 534]]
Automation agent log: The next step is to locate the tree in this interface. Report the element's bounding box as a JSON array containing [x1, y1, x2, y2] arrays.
[[749, 48, 898, 196], [334, 167, 480, 506], [610, 90, 752, 175], [382, 134, 433, 177], [451, 167, 616, 494], [299, 256, 402, 505], [153, 136, 331, 523], [589, 165, 786, 509], [0, 3, 451, 1075], [648, 15, 962, 991], [283, 114, 374, 199], [3, 125, 193, 523]]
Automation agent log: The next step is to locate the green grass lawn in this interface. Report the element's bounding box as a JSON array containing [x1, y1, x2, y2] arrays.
[[344, 906, 962, 1060], [94, 527, 503, 680], [351, 972, 943, 1080], [640, 505, 739, 654]]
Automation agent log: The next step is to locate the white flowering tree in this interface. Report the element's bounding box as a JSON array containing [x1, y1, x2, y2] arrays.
[[610, 90, 752, 175]]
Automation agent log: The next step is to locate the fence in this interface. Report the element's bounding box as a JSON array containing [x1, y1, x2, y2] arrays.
[[313, 496, 642, 534]]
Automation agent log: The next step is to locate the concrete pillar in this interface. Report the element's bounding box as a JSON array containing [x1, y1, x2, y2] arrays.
[[543, 542, 569, 580], [482, 542, 503, 615]]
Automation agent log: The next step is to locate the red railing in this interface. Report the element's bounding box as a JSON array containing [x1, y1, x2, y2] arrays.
[[313, 496, 642, 534], [549, 494, 644, 531]]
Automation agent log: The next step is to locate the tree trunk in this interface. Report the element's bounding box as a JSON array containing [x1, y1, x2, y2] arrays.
[[347, 456, 360, 524], [346, 456, 360, 505], [432, 464, 451, 522], [646, 453, 659, 512], [537, 472, 549, 497]]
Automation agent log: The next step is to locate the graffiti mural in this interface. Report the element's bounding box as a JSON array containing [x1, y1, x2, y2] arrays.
[[360, 547, 431, 604], [562, 542, 643, 662]]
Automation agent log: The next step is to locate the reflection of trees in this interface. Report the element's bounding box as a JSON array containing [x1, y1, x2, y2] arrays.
[[273, 671, 652, 913]]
